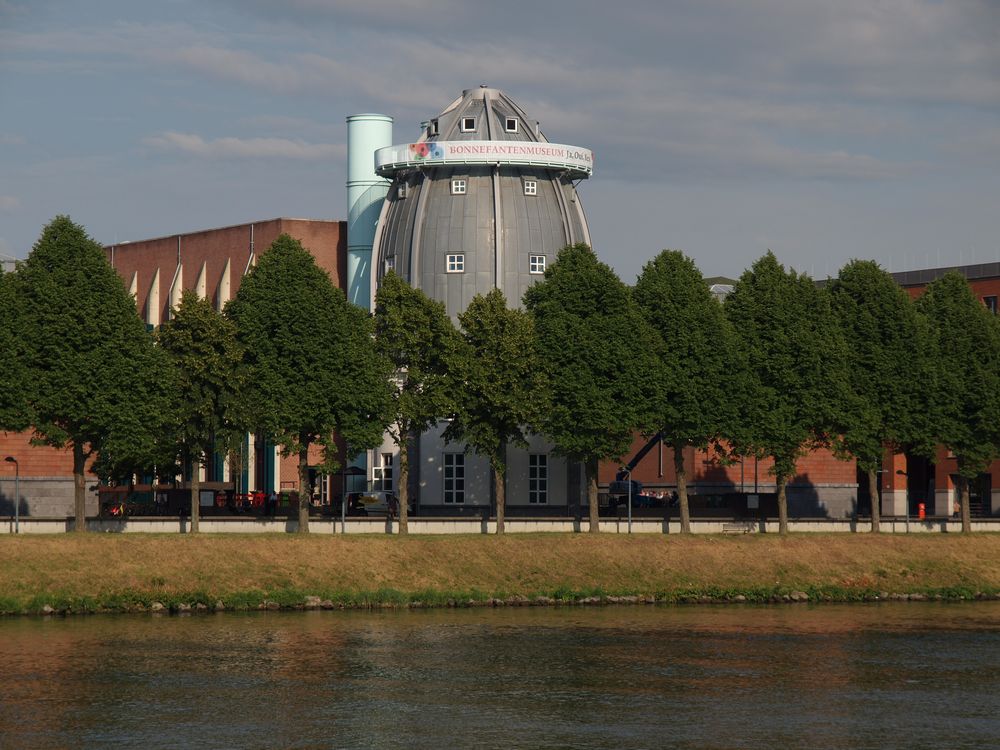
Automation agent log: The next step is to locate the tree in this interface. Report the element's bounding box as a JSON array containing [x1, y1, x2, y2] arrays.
[[157, 290, 246, 533], [524, 243, 659, 533], [443, 289, 547, 533], [724, 252, 853, 535], [373, 271, 459, 534], [226, 234, 392, 533], [828, 260, 939, 532], [0, 266, 31, 432], [16, 216, 170, 531], [915, 272, 1000, 533], [633, 250, 739, 533]]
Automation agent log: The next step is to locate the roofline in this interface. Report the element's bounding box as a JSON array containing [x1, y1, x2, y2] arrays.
[[891, 261, 1000, 287], [103, 217, 344, 248]]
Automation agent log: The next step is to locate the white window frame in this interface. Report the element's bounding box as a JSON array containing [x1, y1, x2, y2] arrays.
[[443, 453, 465, 504], [523, 179, 537, 196], [384, 256, 396, 275], [460, 117, 476, 132], [529, 454, 548, 504], [451, 179, 467, 195], [529, 255, 546, 275], [447, 254, 465, 273], [397, 182, 407, 199], [373, 452, 394, 491], [505, 117, 519, 133], [429, 119, 439, 136]]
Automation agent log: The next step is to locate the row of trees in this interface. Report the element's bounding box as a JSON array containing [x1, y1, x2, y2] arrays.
[[3, 216, 999, 535]]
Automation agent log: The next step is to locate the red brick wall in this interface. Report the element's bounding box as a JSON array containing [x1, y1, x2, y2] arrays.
[[0, 430, 81, 476], [599, 435, 855, 489], [106, 218, 347, 321]]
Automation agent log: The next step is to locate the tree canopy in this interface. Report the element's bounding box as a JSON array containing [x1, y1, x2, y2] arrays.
[[828, 260, 939, 531], [226, 234, 392, 532], [15, 215, 171, 530], [373, 271, 460, 533], [633, 249, 739, 532], [0, 266, 30, 432], [915, 271, 1000, 533], [524, 243, 659, 532], [724, 251, 853, 534], [157, 290, 246, 532], [444, 288, 547, 533]]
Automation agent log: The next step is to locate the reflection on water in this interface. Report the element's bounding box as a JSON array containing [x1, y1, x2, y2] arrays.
[[2, 604, 999, 749]]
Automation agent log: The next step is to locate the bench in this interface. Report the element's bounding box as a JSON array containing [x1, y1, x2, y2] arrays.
[[722, 521, 755, 534]]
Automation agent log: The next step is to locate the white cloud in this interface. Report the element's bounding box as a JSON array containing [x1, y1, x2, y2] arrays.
[[0, 195, 21, 212], [142, 131, 345, 160]]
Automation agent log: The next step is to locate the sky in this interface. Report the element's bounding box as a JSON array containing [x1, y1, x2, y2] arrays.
[[1, 0, 998, 283]]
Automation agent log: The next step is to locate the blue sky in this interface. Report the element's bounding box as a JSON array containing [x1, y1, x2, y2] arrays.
[[1, 0, 998, 282]]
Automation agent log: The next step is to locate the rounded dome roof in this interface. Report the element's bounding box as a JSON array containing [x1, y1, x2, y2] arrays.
[[372, 87, 592, 318]]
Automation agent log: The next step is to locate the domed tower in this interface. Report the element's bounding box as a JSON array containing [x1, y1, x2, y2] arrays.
[[371, 86, 593, 316]]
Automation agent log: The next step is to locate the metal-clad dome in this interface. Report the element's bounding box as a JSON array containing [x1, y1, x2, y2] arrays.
[[372, 87, 592, 317]]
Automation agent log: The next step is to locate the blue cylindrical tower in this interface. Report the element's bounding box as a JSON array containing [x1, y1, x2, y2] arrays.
[[346, 113, 393, 309]]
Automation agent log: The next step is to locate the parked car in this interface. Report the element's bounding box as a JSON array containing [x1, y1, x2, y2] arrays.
[[346, 491, 412, 517]]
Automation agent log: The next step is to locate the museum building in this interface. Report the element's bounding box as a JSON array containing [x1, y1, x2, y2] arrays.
[[14, 87, 1000, 522]]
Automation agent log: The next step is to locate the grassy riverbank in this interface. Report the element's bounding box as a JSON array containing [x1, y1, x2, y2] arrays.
[[2, 533, 1000, 614]]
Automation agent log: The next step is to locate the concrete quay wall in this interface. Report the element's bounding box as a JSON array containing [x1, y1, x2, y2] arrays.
[[3, 516, 998, 535]]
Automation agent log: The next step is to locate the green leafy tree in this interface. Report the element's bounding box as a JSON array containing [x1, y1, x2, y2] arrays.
[[633, 250, 739, 533], [915, 272, 1000, 533], [724, 252, 853, 534], [373, 272, 459, 534], [157, 290, 246, 532], [226, 234, 392, 533], [443, 289, 547, 533], [524, 243, 659, 532], [828, 260, 939, 532], [16, 216, 170, 530], [0, 266, 31, 432]]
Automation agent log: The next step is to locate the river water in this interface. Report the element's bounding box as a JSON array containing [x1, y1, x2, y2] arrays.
[[1, 603, 999, 749]]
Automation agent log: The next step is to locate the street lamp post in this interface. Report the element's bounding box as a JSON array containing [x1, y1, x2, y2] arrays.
[[896, 469, 909, 534], [4, 456, 19, 534], [620, 467, 633, 534]]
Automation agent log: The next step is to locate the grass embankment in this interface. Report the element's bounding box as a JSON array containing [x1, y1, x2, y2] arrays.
[[2, 534, 1000, 615]]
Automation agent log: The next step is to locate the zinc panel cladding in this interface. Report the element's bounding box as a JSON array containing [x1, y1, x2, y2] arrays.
[[374, 87, 591, 319]]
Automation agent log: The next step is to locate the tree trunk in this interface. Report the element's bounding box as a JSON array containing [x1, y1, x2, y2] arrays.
[[777, 473, 789, 535], [957, 475, 971, 534], [397, 429, 409, 535], [190, 456, 200, 534], [298, 438, 311, 533], [674, 441, 690, 534], [868, 467, 880, 534], [494, 460, 506, 535], [73, 441, 87, 533], [587, 457, 600, 533]]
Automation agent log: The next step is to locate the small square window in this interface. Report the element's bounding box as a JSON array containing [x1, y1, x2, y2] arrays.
[[451, 179, 467, 195], [523, 179, 537, 196], [529, 255, 546, 274], [460, 117, 476, 132], [447, 254, 465, 273], [429, 119, 439, 136], [984, 296, 998, 314], [505, 117, 518, 133], [397, 182, 407, 199]]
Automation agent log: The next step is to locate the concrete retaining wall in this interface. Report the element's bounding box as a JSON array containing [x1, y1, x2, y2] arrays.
[[3, 516, 999, 535], [0, 477, 98, 518]]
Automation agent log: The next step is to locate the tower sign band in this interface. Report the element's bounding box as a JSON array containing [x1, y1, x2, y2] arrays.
[[375, 141, 594, 177]]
